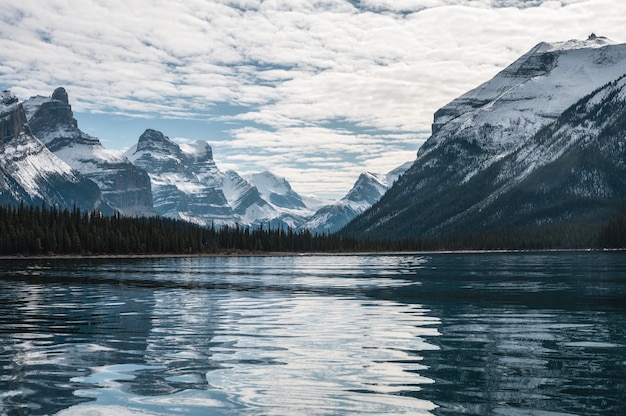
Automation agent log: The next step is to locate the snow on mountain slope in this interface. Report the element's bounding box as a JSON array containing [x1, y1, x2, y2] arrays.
[[0, 90, 112, 212], [247, 171, 307, 210], [302, 162, 411, 234], [23, 88, 154, 216], [425, 35, 626, 180], [427, 73, 626, 234], [125, 129, 234, 226], [342, 36, 626, 240], [125, 129, 313, 228]]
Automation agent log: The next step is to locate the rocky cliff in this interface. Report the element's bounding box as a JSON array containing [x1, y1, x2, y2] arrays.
[[0, 90, 112, 213], [24, 88, 155, 216]]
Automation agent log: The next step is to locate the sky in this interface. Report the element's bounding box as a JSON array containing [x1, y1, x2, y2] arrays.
[[0, 0, 624, 200]]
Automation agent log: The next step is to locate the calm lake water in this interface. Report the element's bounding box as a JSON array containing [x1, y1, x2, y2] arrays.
[[1, 252, 625, 415]]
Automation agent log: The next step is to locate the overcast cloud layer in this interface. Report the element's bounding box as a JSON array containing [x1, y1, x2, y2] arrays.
[[0, 0, 623, 198]]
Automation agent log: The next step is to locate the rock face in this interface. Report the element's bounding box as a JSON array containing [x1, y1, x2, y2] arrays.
[[342, 36, 626, 239], [125, 129, 233, 225], [23, 88, 155, 216], [125, 129, 315, 227], [302, 162, 411, 234], [0, 90, 112, 213]]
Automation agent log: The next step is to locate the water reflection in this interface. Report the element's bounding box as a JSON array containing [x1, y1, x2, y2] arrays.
[[0, 255, 440, 415], [0, 274, 155, 415], [1, 253, 625, 415], [415, 253, 626, 416], [206, 294, 440, 414]]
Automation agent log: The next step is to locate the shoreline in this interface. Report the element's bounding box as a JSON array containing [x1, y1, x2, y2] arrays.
[[0, 247, 621, 261]]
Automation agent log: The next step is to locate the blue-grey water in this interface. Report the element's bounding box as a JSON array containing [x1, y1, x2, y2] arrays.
[[1, 252, 625, 415]]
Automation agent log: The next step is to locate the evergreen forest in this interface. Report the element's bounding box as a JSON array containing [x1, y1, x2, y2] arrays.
[[0, 203, 625, 256]]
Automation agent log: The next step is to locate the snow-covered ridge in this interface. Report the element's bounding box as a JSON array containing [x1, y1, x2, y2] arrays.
[[0, 89, 111, 212], [538, 33, 615, 52], [424, 34, 626, 182], [23, 88, 154, 216], [301, 161, 411, 234], [1, 91, 74, 198], [342, 36, 626, 240], [125, 129, 320, 228]]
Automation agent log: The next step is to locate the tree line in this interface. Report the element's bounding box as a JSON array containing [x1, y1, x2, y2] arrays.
[[0, 203, 386, 255], [0, 203, 624, 256]]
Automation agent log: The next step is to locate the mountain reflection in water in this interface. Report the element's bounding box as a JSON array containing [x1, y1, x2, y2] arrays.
[[0, 252, 625, 415]]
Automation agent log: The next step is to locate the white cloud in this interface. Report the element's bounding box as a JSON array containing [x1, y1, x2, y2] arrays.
[[208, 125, 424, 197], [0, 0, 624, 199]]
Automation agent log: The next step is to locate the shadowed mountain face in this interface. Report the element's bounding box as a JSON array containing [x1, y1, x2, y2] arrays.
[[302, 162, 411, 234], [342, 37, 626, 240], [24, 88, 155, 216], [0, 90, 112, 213]]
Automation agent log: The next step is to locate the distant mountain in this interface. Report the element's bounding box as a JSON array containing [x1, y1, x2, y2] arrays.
[[343, 35, 626, 239], [125, 129, 235, 225], [125, 129, 314, 228], [23, 88, 154, 216], [302, 161, 411, 234], [0, 90, 112, 213], [247, 171, 307, 210], [246, 171, 315, 228]]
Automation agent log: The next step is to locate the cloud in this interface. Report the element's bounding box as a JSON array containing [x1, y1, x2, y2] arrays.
[[0, 0, 623, 198], [205, 125, 424, 197]]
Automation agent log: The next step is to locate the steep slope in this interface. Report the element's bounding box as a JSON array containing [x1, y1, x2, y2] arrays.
[[246, 171, 314, 229], [453, 75, 626, 231], [125, 129, 235, 225], [0, 90, 112, 213], [303, 162, 411, 234], [23, 88, 154, 216], [343, 36, 626, 239], [125, 129, 312, 228], [248, 171, 307, 210]]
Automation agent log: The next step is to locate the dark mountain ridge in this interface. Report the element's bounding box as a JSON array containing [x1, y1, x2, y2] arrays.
[[342, 36, 626, 240]]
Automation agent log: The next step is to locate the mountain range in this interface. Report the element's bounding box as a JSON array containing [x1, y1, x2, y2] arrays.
[[3, 34, 624, 242], [123, 128, 408, 230], [342, 34, 626, 239], [23, 88, 155, 217], [1, 87, 405, 231]]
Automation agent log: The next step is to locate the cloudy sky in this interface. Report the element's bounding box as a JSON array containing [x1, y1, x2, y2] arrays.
[[0, 0, 623, 199]]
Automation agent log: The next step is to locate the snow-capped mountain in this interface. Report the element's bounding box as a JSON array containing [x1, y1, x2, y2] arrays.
[[247, 171, 307, 210], [245, 171, 315, 228], [125, 129, 314, 228], [343, 35, 626, 239], [23, 88, 154, 216], [303, 161, 411, 234], [0, 90, 112, 213], [125, 129, 235, 225]]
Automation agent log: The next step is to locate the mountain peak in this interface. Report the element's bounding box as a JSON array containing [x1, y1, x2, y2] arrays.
[[427, 36, 626, 159], [343, 37, 626, 240], [51, 87, 69, 105], [136, 129, 180, 155], [1, 90, 18, 106], [179, 140, 213, 161], [538, 34, 616, 53], [248, 170, 307, 210]]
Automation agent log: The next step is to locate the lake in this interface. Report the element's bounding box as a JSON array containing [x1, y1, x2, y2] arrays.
[[1, 252, 625, 415]]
